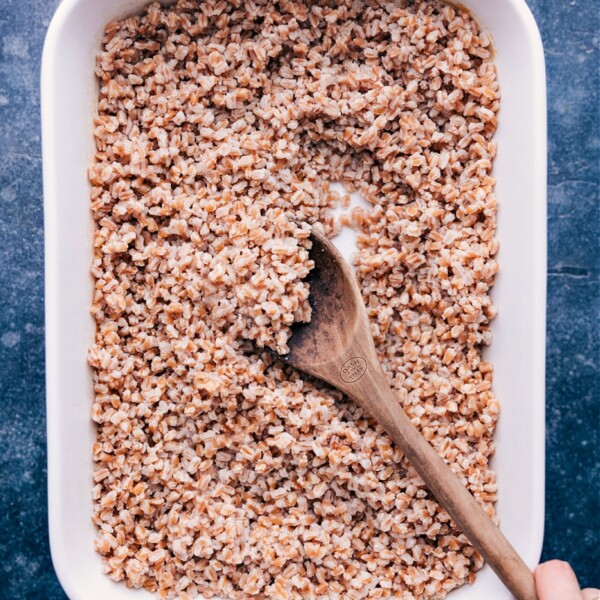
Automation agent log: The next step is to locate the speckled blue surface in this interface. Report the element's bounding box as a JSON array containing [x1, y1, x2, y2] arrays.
[[0, 0, 598, 597]]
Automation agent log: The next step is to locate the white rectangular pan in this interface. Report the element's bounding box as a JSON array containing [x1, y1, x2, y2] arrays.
[[42, 0, 547, 598]]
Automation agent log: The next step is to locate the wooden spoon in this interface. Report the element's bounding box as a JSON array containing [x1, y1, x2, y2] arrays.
[[280, 228, 538, 600]]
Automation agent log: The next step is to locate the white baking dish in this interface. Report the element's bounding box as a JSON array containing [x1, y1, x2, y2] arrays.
[[42, 0, 546, 598]]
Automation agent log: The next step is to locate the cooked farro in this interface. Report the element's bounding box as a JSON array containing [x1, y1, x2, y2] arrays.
[[89, 0, 500, 597]]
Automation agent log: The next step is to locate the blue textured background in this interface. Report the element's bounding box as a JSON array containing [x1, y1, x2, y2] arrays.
[[0, 0, 598, 597]]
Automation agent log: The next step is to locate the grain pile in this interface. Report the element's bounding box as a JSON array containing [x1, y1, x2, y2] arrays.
[[89, 0, 501, 597]]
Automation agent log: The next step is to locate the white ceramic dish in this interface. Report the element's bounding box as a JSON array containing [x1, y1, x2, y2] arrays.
[[42, 1, 547, 598]]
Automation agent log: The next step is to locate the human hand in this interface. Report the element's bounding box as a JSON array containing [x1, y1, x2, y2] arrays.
[[535, 560, 599, 600]]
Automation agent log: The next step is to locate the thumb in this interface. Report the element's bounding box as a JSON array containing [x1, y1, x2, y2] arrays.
[[534, 561, 582, 600]]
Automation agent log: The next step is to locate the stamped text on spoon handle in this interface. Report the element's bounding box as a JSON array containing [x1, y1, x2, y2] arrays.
[[340, 357, 367, 383]]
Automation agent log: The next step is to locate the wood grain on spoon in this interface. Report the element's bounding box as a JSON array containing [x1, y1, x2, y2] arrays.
[[281, 228, 538, 600]]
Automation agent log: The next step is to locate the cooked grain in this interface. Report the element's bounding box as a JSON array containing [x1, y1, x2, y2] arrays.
[[89, 0, 501, 597]]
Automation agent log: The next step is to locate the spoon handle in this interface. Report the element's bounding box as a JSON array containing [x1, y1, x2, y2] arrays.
[[349, 371, 538, 600]]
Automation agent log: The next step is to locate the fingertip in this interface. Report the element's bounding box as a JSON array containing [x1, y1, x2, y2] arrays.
[[547, 559, 571, 569], [536, 560, 574, 575], [535, 560, 581, 600]]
